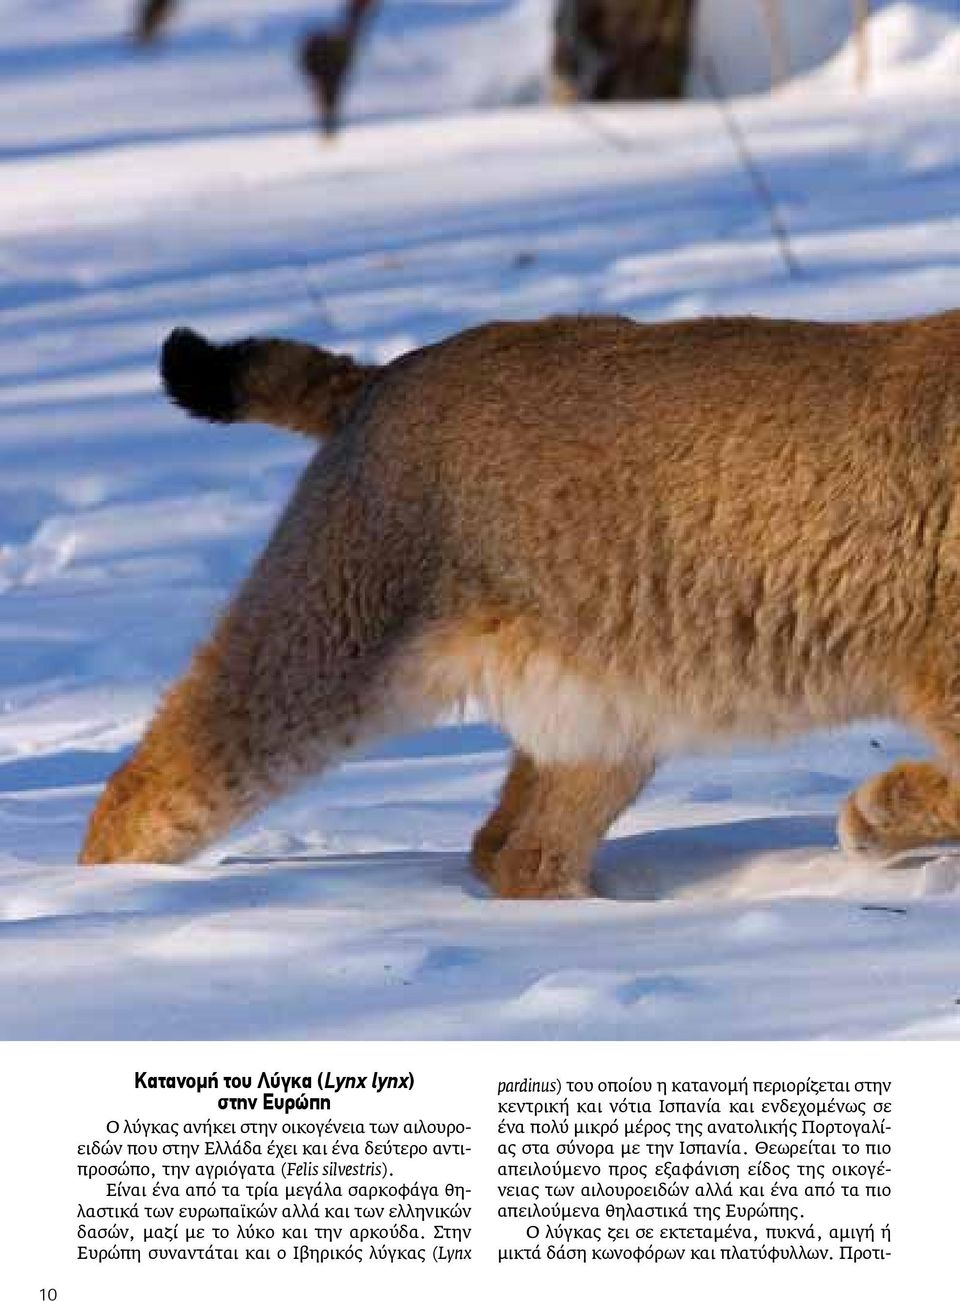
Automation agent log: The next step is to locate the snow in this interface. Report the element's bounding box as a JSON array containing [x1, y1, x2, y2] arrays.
[[1, 0, 959, 1039], [691, 0, 960, 96]]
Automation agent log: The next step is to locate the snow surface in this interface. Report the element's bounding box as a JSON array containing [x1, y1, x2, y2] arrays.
[[1, 0, 960, 1039]]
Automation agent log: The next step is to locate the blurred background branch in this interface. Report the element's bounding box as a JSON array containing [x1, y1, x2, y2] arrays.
[[758, 0, 788, 85], [854, 0, 871, 87]]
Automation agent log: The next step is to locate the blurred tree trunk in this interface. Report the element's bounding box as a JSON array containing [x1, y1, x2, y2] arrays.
[[553, 0, 695, 102], [134, 0, 179, 44], [300, 0, 380, 136]]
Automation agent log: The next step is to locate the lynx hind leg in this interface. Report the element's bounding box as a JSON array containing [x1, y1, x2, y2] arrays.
[[471, 750, 537, 879], [79, 618, 441, 865], [81, 481, 448, 865], [80, 635, 276, 865], [447, 620, 655, 897], [485, 752, 654, 900]]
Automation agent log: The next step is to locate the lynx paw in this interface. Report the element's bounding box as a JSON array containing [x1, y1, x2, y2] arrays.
[[486, 835, 594, 900], [470, 826, 502, 881], [838, 761, 958, 859]]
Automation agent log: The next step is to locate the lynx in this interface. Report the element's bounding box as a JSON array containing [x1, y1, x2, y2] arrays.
[[80, 310, 960, 897]]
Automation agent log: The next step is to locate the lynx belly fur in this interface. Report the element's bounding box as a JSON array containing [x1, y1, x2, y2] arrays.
[[81, 311, 960, 897]]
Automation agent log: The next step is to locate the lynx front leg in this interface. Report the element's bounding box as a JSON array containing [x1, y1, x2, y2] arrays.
[[839, 678, 960, 858], [839, 761, 960, 858], [484, 752, 654, 900]]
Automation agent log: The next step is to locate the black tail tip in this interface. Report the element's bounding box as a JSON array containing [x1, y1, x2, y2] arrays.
[[161, 327, 241, 423]]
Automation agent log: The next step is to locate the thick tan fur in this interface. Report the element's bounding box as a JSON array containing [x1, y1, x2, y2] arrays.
[[82, 310, 960, 897], [221, 338, 379, 438]]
